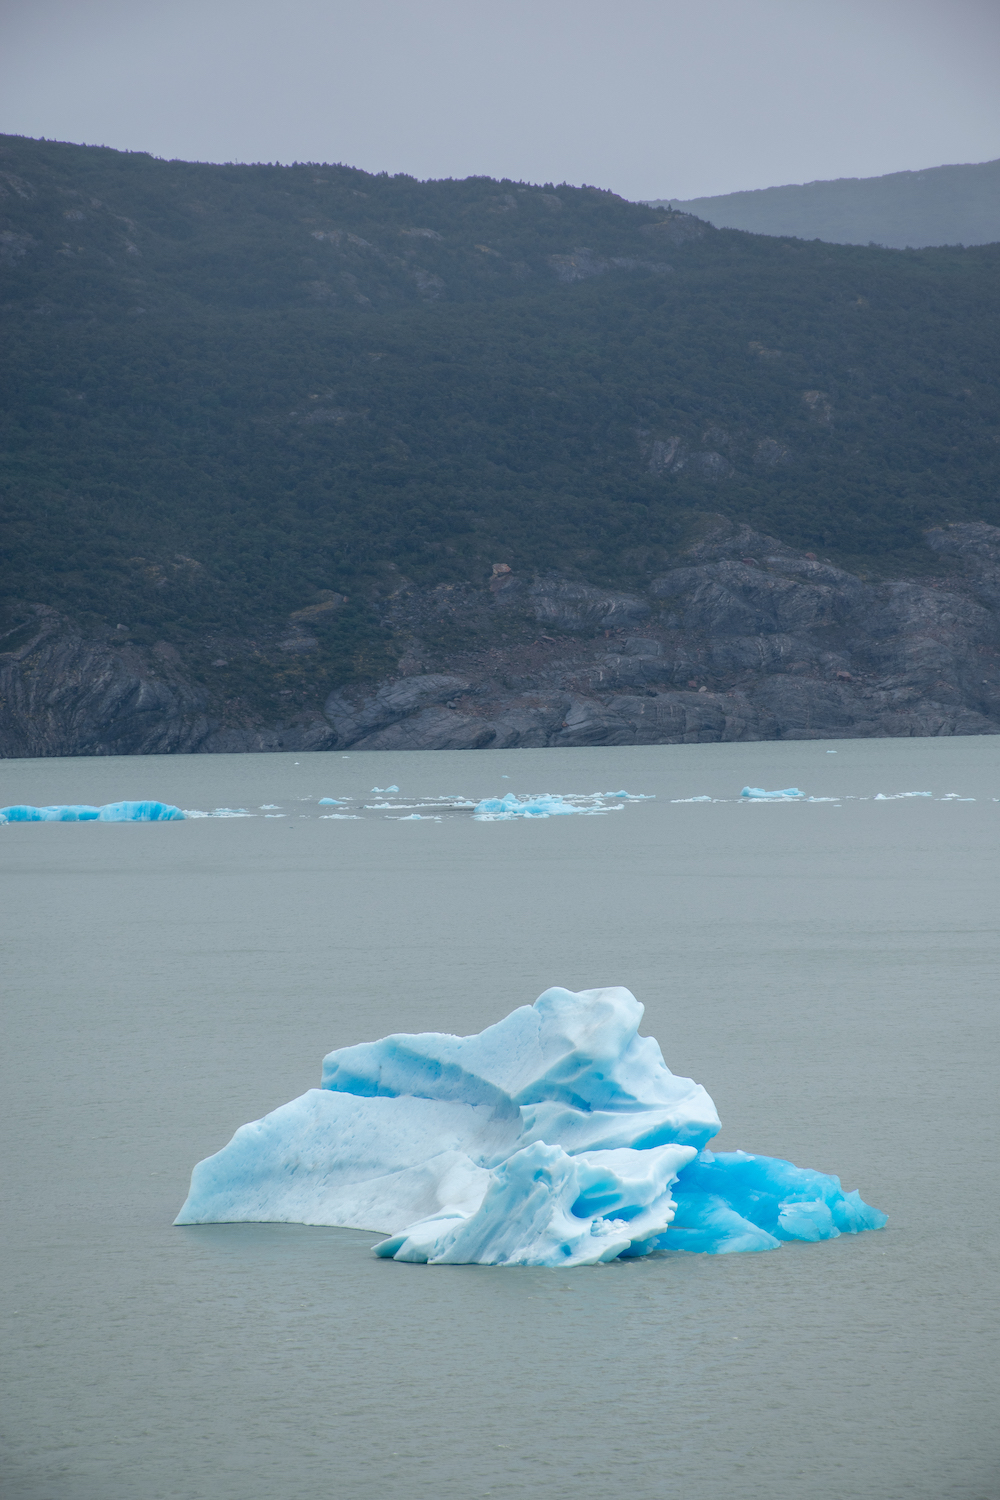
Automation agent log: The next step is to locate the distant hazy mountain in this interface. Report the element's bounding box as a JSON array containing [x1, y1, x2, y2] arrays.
[[648, 159, 1000, 248]]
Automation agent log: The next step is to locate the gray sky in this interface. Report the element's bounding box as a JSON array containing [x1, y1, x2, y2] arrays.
[[1, 0, 998, 200]]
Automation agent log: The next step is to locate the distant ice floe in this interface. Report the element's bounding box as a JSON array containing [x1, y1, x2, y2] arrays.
[[741, 786, 804, 800], [371, 785, 399, 794], [175, 984, 886, 1267], [473, 791, 651, 820], [0, 800, 184, 823], [874, 792, 932, 800], [183, 807, 254, 818]]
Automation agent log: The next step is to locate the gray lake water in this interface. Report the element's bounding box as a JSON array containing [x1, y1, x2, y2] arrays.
[[2, 737, 999, 1500]]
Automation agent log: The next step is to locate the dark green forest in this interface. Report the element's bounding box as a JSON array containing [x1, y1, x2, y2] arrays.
[[2, 132, 999, 680]]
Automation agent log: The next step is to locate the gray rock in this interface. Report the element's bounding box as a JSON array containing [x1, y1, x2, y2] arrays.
[[529, 580, 650, 632], [617, 637, 662, 656], [652, 560, 865, 635], [550, 697, 633, 747], [0, 612, 210, 757], [6, 516, 1000, 758], [201, 719, 337, 753], [607, 692, 761, 744], [324, 673, 471, 745], [925, 523, 1000, 609], [350, 706, 495, 751], [591, 654, 671, 690], [486, 695, 572, 748]]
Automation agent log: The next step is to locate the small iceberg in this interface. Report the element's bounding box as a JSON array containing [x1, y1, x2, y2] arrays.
[[472, 791, 640, 820], [176, 985, 886, 1267], [740, 787, 804, 800], [474, 793, 581, 819], [1, 800, 184, 823], [371, 785, 399, 794], [318, 797, 347, 805]]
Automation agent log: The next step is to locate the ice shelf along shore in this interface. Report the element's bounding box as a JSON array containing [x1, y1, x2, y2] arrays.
[[176, 986, 886, 1267]]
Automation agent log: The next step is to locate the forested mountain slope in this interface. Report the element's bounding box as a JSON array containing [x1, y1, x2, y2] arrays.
[[658, 158, 1000, 249], [2, 135, 999, 753]]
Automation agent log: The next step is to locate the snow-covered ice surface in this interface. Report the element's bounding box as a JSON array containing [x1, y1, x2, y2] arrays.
[[175, 985, 886, 1266], [0, 800, 184, 822]]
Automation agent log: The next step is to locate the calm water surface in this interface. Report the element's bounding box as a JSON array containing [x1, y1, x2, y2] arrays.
[[2, 737, 998, 1500]]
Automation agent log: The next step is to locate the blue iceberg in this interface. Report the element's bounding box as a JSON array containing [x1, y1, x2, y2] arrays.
[[176, 986, 886, 1266], [474, 793, 582, 819], [0, 800, 184, 823], [740, 787, 804, 800]]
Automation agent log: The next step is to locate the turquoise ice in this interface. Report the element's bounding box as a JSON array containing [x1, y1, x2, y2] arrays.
[[176, 986, 886, 1266], [0, 800, 184, 823]]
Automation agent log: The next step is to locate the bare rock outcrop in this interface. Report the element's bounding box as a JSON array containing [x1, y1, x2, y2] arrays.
[[4, 520, 1000, 756]]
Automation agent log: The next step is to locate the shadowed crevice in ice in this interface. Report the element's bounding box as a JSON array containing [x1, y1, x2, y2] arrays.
[[0, 800, 184, 822], [175, 987, 886, 1266]]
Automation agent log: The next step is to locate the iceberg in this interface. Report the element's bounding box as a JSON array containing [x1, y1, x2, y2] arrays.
[[740, 786, 804, 800], [472, 792, 631, 819], [474, 793, 583, 819], [0, 800, 184, 823], [176, 986, 886, 1266]]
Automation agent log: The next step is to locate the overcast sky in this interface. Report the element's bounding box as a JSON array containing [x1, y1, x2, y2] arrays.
[[1, 0, 998, 200]]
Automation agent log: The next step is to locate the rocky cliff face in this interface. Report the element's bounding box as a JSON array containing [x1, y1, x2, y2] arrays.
[[4, 520, 1000, 757]]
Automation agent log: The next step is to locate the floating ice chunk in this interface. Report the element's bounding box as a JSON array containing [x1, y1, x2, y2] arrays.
[[375, 1141, 695, 1266], [875, 792, 933, 800], [671, 796, 713, 803], [371, 785, 399, 794], [318, 797, 347, 805], [474, 793, 580, 819], [0, 800, 184, 823], [740, 787, 804, 800], [668, 1148, 887, 1253], [320, 813, 361, 820], [176, 985, 885, 1265], [183, 807, 255, 818], [391, 813, 441, 821]]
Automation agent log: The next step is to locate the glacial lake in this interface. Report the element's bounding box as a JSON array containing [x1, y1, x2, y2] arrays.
[[2, 736, 998, 1500]]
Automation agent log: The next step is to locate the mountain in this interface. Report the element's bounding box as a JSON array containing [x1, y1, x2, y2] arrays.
[[649, 159, 1000, 248], [1, 134, 999, 755]]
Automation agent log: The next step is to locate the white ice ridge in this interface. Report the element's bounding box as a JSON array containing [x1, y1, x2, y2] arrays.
[[0, 800, 184, 823], [175, 986, 887, 1266]]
